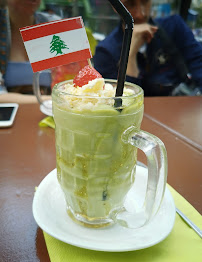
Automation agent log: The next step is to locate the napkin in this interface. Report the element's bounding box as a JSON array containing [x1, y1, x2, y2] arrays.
[[43, 185, 202, 262], [39, 116, 55, 129]]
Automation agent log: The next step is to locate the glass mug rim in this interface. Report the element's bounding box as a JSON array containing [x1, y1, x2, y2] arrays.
[[52, 79, 144, 100]]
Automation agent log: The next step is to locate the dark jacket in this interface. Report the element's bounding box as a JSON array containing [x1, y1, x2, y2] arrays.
[[94, 15, 202, 96]]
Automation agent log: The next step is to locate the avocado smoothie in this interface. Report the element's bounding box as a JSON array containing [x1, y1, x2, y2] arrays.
[[52, 76, 143, 227]]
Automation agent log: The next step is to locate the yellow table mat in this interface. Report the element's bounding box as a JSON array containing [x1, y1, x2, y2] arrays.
[[43, 185, 202, 262]]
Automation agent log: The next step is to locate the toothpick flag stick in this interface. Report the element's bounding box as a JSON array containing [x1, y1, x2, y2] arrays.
[[88, 58, 93, 68]]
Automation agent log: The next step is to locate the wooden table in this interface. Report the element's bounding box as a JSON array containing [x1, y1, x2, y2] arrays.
[[144, 96, 202, 151], [143, 96, 202, 211], [0, 97, 201, 261]]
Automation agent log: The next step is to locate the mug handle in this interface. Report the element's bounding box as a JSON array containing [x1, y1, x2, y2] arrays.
[[33, 72, 53, 114], [117, 127, 167, 228], [33, 72, 44, 105]]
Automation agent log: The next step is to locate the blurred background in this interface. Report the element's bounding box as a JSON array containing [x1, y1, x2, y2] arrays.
[[37, 0, 202, 44]]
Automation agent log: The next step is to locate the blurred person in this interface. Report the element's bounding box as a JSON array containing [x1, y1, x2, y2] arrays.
[[93, 0, 202, 96], [0, 0, 60, 96]]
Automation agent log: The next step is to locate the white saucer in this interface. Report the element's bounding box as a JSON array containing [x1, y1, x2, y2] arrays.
[[40, 100, 53, 116], [33, 166, 176, 252]]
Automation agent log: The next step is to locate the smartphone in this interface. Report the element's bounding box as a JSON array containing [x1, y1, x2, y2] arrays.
[[0, 103, 19, 128]]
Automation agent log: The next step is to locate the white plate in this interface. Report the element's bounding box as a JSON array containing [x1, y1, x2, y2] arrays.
[[33, 166, 176, 252], [40, 100, 53, 116]]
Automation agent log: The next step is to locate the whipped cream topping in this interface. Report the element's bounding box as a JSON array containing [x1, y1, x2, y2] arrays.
[[62, 78, 135, 97], [57, 78, 139, 111]]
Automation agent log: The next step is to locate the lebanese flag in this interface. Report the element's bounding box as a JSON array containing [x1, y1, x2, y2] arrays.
[[20, 17, 92, 72]]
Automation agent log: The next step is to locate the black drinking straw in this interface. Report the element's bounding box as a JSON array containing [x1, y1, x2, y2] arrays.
[[108, 0, 134, 107]]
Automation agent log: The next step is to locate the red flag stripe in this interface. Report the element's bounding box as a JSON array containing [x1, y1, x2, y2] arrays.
[[31, 49, 91, 72], [20, 17, 83, 42]]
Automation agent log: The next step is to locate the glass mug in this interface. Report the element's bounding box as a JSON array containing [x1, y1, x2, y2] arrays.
[[52, 79, 167, 229]]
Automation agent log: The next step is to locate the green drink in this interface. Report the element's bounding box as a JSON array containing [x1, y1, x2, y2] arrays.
[[52, 79, 144, 227]]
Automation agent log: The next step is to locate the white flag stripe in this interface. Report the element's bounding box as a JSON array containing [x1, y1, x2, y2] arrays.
[[24, 28, 89, 63]]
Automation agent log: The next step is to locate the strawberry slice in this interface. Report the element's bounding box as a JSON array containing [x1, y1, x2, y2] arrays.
[[73, 65, 102, 87]]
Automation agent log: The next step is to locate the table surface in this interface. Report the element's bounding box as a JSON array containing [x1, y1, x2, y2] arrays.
[[0, 97, 201, 262], [144, 96, 202, 151]]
